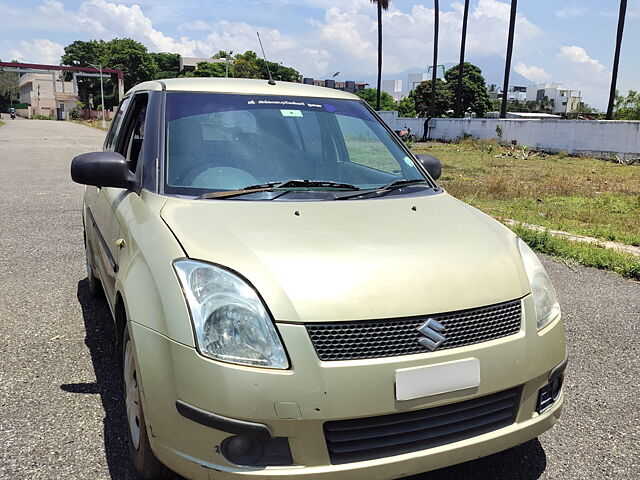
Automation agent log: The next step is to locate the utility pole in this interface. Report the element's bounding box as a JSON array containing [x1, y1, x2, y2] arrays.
[[455, 0, 470, 118], [89, 63, 106, 128], [375, 1, 383, 111], [430, 0, 439, 120], [500, 0, 517, 119], [606, 0, 627, 120]]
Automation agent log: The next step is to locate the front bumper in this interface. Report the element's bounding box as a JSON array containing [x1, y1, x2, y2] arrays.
[[130, 294, 566, 480]]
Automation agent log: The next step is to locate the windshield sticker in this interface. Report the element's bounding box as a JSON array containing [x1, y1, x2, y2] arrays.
[[403, 156, 414, 167], [281, 109, 304, 117], [167, 93, 372, 122]]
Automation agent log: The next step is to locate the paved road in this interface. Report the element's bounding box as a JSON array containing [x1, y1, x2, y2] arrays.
[[0, 119, 638, 480]]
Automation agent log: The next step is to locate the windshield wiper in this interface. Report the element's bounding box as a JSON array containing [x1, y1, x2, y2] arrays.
[[335, 178, 429, 200], [198, 179, 359, 200], [379, 178, 430, 191]]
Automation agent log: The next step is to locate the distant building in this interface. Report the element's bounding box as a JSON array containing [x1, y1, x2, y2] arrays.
[[18, 73, 77, 118], [526, 83, 582, 115], [179, 57, 226, 72], [381, 79, 404, 101], [488, 86, 528, 102], [301, 78, 368, 94], [407, 73, 430, 91]]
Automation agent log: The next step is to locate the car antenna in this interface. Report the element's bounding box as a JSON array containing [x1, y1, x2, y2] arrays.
[[256, 31, 276, 85]]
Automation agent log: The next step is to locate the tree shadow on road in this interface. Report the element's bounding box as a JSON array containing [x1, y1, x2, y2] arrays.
[[59, 279, 171, 479]]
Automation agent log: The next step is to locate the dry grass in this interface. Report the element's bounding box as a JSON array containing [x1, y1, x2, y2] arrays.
[[412, 140, 640, 246], [71, 118, 111, 131]]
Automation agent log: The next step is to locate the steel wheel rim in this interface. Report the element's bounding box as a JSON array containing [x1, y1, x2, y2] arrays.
[[124, 340, 141, 450]]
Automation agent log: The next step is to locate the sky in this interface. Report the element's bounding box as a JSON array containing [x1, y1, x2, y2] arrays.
[[0, 0, 638, 109]]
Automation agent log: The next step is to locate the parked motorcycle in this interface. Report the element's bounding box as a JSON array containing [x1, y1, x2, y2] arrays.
[[10, 112, 16, 120], [395, 125, 416, 143]]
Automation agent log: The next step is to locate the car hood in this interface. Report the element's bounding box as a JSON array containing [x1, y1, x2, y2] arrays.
[[161, 192, 530, 323]]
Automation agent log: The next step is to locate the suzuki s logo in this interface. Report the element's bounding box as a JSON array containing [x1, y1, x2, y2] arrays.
[[417, 318, 447, 351]]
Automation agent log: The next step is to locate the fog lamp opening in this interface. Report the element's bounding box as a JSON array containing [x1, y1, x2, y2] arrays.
[[536, 374, 564, 414], [220, 435, 293, 466]]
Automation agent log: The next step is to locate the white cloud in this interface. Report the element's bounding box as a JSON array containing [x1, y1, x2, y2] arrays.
[[556, 46, 610, 108], [514, 62, 551, 83], [10, 39, 64, 64], [2, 0, 545, 83], [306, 0, 542, 76]]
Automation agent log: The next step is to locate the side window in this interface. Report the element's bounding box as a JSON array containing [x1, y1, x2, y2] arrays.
[[336, 115, 400, 174], [115, 94, 149, 174], [104, 96, 132, 151]]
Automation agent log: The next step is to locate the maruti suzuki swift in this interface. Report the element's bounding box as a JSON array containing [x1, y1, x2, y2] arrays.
[[71, 78, 567, 480]]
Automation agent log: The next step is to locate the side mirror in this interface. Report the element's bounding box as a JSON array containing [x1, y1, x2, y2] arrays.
[[71, 151, 136, 189], [415, 154, 441, 180]]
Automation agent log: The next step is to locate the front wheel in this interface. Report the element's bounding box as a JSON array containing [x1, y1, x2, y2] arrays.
[[123, 327, 169, 479]]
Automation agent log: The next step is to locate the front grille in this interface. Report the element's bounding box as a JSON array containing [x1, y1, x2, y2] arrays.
[[306, 299, 522, 361], [324, 387, 521, 464]]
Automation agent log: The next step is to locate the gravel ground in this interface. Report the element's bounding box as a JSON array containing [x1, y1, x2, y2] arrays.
[[0, 119, 638, 480]]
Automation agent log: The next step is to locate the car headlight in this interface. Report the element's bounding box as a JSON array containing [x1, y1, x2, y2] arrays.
[[518, 239, 561, 330], [173, 259, 289, 369]]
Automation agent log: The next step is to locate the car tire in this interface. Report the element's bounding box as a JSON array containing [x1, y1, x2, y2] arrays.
[[84, 232, 103, 298], [123, 326, 169, 479]]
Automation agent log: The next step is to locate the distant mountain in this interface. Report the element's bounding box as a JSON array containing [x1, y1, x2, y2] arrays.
[[473, 55, 533, 88]]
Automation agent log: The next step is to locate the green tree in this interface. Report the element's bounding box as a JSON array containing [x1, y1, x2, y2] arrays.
[[232, 51, 263, 79], [397, 95, 417, 117], [105, 38, 157, 91], [149, 52, 180, 79], [61, 40, 109, 107], [0, 60, 19, 111], [356, 88, 397, 111], [411, 79, 452, 117], [443, 63, 492, 117], [613, 90, 640, 120], [61, 38, 157, 107], [190, 61, 227, 78]]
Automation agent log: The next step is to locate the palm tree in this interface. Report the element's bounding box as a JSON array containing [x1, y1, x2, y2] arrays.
[[500, 0, 518, 118], [606, 0, 627, 119], [455, 0, 470, 118], [371, 0, 390, 111]]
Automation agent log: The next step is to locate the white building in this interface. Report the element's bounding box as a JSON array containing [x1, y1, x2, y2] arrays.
[[381, 79, 403, 101], [407, 73, 430, 92], [526, 83, 582, 114], [18, 73, 77, 118]]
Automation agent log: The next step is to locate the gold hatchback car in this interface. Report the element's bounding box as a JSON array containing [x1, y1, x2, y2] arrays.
[[71, 78, 567, 480]]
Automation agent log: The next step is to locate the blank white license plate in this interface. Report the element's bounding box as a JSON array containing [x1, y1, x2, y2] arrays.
[[395, 358, 481, 401]]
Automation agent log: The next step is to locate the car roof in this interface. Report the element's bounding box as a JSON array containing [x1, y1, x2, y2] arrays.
[[126, 77, 362, 100]]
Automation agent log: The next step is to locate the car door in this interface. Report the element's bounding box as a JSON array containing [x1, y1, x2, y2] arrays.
[[88, 93, 148, 306]]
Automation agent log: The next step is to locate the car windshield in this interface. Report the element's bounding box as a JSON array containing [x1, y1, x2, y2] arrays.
[[164, 92, 430, 197]]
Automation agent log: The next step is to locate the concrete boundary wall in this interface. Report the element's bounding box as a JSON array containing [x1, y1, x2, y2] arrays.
[[377, 111, 640, 160]]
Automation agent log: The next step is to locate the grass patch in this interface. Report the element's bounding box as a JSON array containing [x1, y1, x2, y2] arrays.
[[70, 118, 111, 131], [0, 119, 4, 127], [413, 141, 640, 247], [512, 224, 640, 281]]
